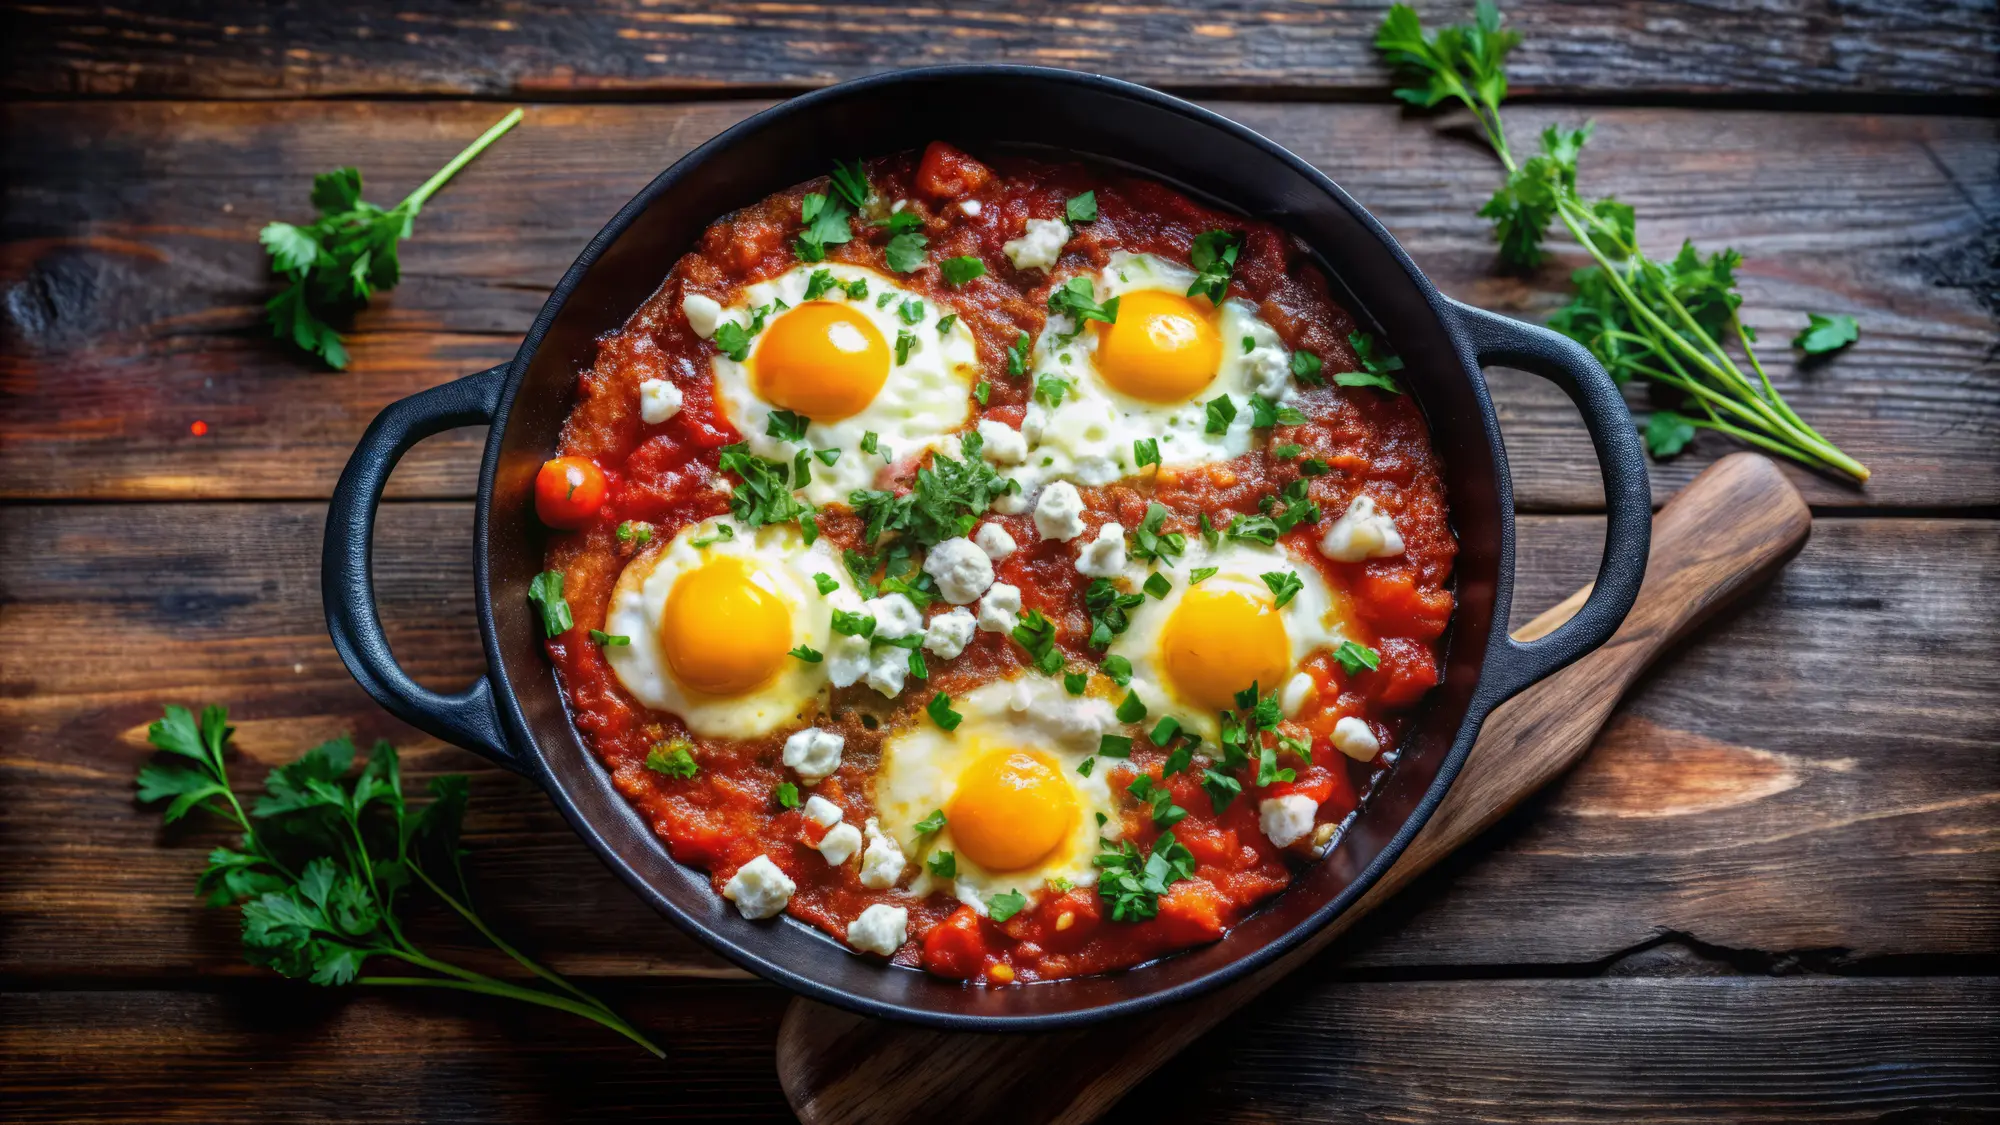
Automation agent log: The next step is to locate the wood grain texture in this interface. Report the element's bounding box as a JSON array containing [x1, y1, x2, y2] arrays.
[[4, 495, 1994, 982], [2, 101, 1993, 508], [776, 453, 1820, 1125], [4, 978, 1992, 1124], [4, 0, 1993, 99]]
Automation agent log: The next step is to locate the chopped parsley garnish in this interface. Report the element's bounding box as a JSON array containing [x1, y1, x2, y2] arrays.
[[1199, 512, 1220, 548], [860, 431, 881, 458], [1795, 312, 1859, 355], [1224, 513, 1280, 545], [1006, 331, 1031, 376], [1161, 741, 1194, 778], [691, 522, 737, 549], [1143, 572, 1172, 600], [526, 571, 572, 637], [1189, 566, 1218, 584], [1101, 654, 1134, 686], [895, 329, 917, 365], [1064, 670, 1088, 695], [791, 449, 815, 489], [1186, 230, 1242, 304], [1150, 716, 1183, 748], [1272, 478, 1321, 533], [1011, 609, 1064, 675], [829, 159, 870, 210], [1115, 689, 1148, 724], [885, 230, 929, 273], [1334, 640, 1382, 675], [1129, 502, 1186, 566], [940, 256, 986, 286], [830, 609, 876, 638], [973, 380, 991, 406], [644, 739, 699, 780], [907, 647, 929, 680], [1300, 457, 1331, 477], [716, 442, 812, 529], [1334, 331, 1406, 394], [1065, 191, 1098, 223], [926, 692, 963, 731], [1133, 437, 1161, 470], [1291, 348, 1324, 385], [1261, 571, 1304, 608], [1242, 335, 1255, 354], [1078, 757, 1095, 777], [587, 629, 630, 646], [1280, 733, 1313, 766], [847, 432, 1017, 548], [876, 209, 924, 235], [892, 299, 922, 326], [796, 191, 855, 263], [1094, 832, 1196, 922], [1034, 374, 1070, 408], [1125, 773, 1185, 828], [788, 644, 823, 663], [1084, 578, 1145, 647], [913, 808, 947, 835], [927, 851, 957, 878], [803, 269, 840, 301], [877, 290, 896, 308], [1201, 769, 1243, 811], [1256, 742, 1296, 787], [1204, 394, 1237, 434], [1098, 734, 1133, 758], [815, 447, 841, 466], [813, 572, 839, 595], [615, 520, 653, 546], [1250, 395, 1308, 428], [1047, 276, 1119, 329], [1274, 442, 1304, 459], [937, 313, 959, 335], [987, 890, 1028, 922], [775, 782, 801, 809]]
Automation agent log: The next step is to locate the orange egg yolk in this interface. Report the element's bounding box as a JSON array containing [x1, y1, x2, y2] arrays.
[[949, 750, 1077, 872], [749, 300, 890, 421], [1160, 585, 1292, 711], [1092, 288, 1223, 403], [658, 557, 793, 697]]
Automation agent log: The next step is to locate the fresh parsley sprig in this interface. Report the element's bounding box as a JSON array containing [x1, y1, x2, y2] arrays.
[[260, 109, 523, 370], [135, 704, 662, 1056], [1376, 2, 1867, 481]]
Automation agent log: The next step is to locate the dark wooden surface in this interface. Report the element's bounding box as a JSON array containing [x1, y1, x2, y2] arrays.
[[1, 1, 1995, 1120]]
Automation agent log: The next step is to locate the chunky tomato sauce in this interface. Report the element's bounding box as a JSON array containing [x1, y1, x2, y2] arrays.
[[540, 143, 1455, 985]]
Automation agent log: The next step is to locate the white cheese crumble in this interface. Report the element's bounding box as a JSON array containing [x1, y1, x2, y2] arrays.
[[782, 727, 844, 785], [638, 378, 683, 425], [1259, 795, 1318, 849], [866, 593, 925, 640], [974, 521, 1017, 562], [923, 606, 977, 659], [976, 419, 1029, 465], [1320, 494, 1406, 562], [1003, 217, 1070, 273], [1034, 480, 1087, 541], [1074, 521, 1127, 578], [865, 646, 909, 698], [1332, 716, 1382, 761], [978, 582, 1022, 634], [802, 795, 843, 829], [682, 292, 724, 339], [923, 537, 994, 605], [721, 854, 794, 919], [859, 818, 907, 889], [846, 903, 909, 956], [1243, 346, 1292, 399], [958, 199, 982, 217], [1280, 672, 1316, 718], [817, 822, 863, 866]]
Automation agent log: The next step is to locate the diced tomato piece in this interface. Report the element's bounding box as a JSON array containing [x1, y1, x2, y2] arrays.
[[1154, 881, 1229, 946], [534, 456, 608, 529], [921, 905, 991, 979], [1174, 817, 1240, 868], [1038, 888, 1101, 953], [1374, 637, 1440, 707], [1356, 563, 1452, 639], [915, 141, 994, 199]]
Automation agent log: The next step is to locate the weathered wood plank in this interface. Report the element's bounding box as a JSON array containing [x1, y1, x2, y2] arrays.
[[4, 0, 1993, 99], [3, 503, 1993, 978], [2, 101, 1991, 507], [3, 978, 1993, 1123]]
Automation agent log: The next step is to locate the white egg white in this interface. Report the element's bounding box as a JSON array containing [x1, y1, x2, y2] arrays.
[[710, 264, 978, 506], [601, 516, 861, 740]]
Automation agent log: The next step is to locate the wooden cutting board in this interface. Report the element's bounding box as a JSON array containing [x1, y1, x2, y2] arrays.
[[777, 452, 1812, 1125]]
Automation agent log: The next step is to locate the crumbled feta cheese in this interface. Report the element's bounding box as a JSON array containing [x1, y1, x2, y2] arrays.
[[1320, 494, 1406, 562], [959, 199, 982, 217], [782, 727, 844, 785], [721, 854, 794, 919], [976, 419, 1028, 465], [974, 522, 1017, 562], [1002, 217, 1070, 273], [1074, 522, 1127, 578], [682, 292, 724, 339], [1281, 672, 1316, 717], [978, 582, 1022, 634], [1034, 480, 1087, 541], [817, 822, 863, 866], [991, 488, 1031, 515], [802, 795, 843, 829], [859, 818, 906, 889], [1332, 716, 1381, 761], [1243, 346, 1292, 399], [923, 537, 995, 605], [1008, 688, 1118, 751], [866, 593, 925, 640], [865, 646, 909, 698], [826, 636, 871, 690], [638, 378, 683, 424], [846, 903, 909, 956], [1259, 795, 1318, 848], [923, 606, 977, 659]]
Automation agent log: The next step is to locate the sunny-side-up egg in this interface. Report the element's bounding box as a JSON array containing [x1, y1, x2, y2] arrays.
[[702, 263, 979, 506], [1003, 250, 1295, 497], [1109, 537, 1355, 742], [873, 676, 1125, 916], [601, 515, 861, 740]]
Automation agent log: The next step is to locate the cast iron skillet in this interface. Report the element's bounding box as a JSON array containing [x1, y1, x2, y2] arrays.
[[323, 66, 1650, 1031]]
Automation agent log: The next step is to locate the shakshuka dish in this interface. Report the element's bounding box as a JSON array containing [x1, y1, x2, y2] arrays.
[[529, 142, 1456, 986]]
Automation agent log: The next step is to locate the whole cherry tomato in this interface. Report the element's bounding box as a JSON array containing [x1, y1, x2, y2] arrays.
[[534, 456, 607, 528]]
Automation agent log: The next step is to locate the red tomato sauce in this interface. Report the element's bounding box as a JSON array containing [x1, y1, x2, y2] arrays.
[[540, 143, 1455, 985]]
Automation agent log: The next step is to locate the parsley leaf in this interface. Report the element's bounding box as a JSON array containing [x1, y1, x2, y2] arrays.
[[848, 432, 1017, 548], [1064, 670, 1088, 695], [1291, 349, 1325, 386], [1099, 734, 1133, 757], [1093, 832, 1196, 922], [1047, 277, 1119, 328], [829, 160, 870, 210], [527, 571, 572, 637], [1224, 514, 1280, 545], [588, 629, 630, 646], [717, 442, 812, 529], [789, 644, 824, 663], [1645, 410, 1697, 457], [1333, 640, 1382, 675], [988, 889, 1028, 922], [1129, 503, 1186, 567], [776, 782, 801, 809], [1116, 689, 1148, 724], [1189, 566, 1218, 584], [1035, 374, 1071, 408], [766, 409, 810, 442], [1333, 331, 1407, 395], [1204, 394, 1238, 434], [1006, 331, 1031, 377], [885, 230, 929, 273], [1066, 191, 1099, 223], [927, 692, 964, 731], [1084, 578, 1145, 648], [1794, 313, 1859, 355], [796, 191, 856, 262], [1101, 654, 1134, 686], [1143, 572, 1172, 599], [615, 520, 653, 546], [941, 255, 987, 286], [973, 380, 991, 406], [1125, 774, 1186, 829], [1261, 571, 1304, 608], [1201, 769, 1243, 812], [1186, 230, 1242, 304], [928, 851, 957, 878], [1133, 437, 1161, 469], [645, 739, 699, 779], [914, 809, 947, 835]]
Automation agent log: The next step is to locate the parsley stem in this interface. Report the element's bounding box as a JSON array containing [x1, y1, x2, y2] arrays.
[[397, 108, 524, 215], [410, 863, 606, 1011], [358, 976, 666, 1058]]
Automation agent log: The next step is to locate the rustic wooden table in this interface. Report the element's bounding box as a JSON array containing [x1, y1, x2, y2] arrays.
[[3, 2, 1995, 1121]]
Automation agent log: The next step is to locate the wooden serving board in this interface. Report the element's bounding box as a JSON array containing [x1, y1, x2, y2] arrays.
[[775, 451, 1814, 1125]]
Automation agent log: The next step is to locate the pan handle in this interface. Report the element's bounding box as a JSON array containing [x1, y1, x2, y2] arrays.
[[1448, 299, 1651, 704], [322, 365, 522, 771]]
